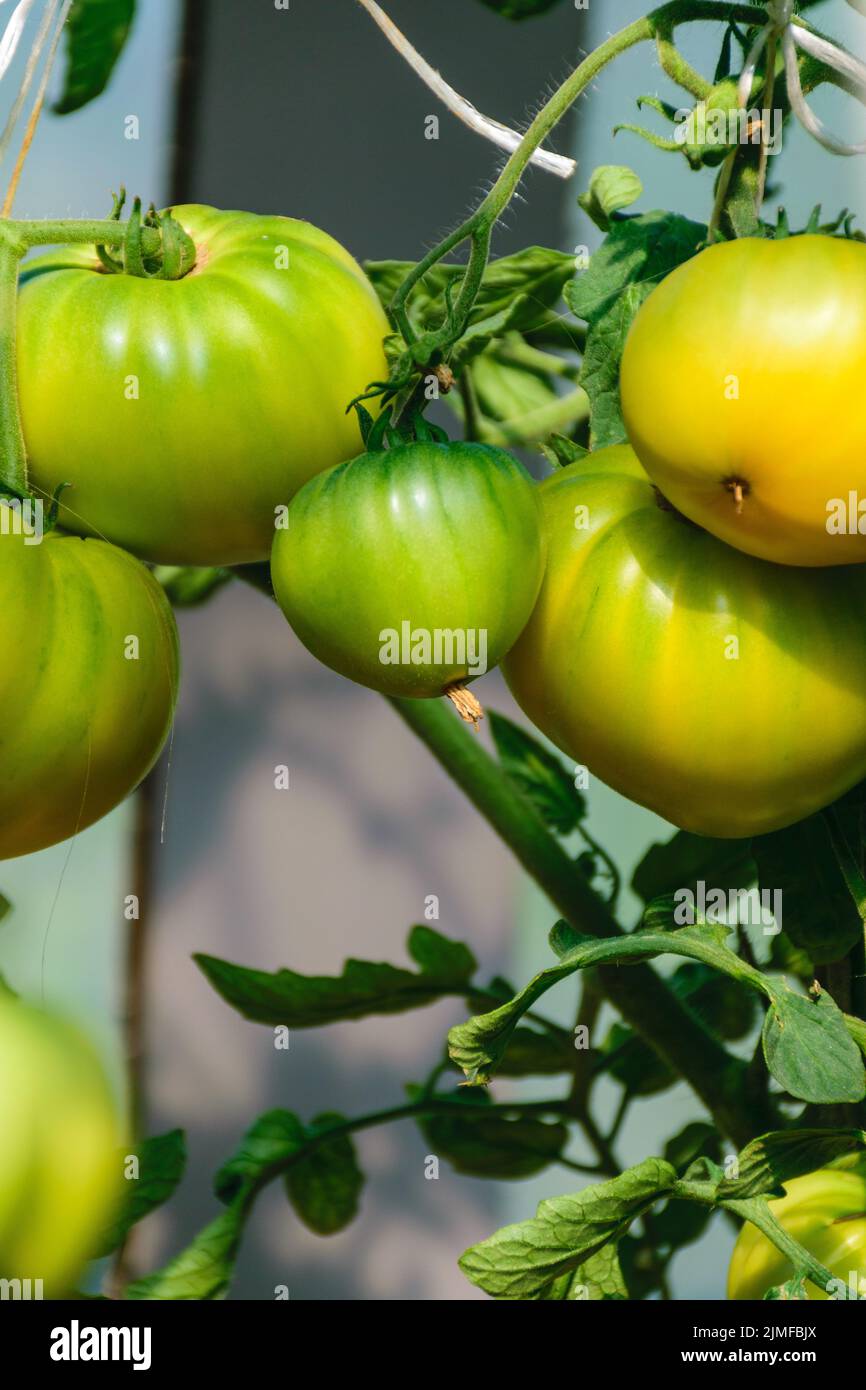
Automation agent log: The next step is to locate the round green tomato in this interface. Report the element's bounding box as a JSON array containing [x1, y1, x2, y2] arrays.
[[502, 444, 866, 837], [0, 996, 121, 1296], [620, 234, 866, 567], [0, 511, 179, 859], [271, 441, 546, 698], [17, 205, 389, 565], [728, 1165, 866, 1300]]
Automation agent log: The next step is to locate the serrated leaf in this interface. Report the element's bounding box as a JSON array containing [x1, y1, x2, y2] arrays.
[[541, 1242, 628, 1300], [717, 1128, 866, 1201], [413, 1089, 567, 1180], [195, 925, 477, 1028], [459, 1158, 676, 1298], [285, 1113, 364, 1235], [95, 1130, 186, 1258], [763, 987, 866, 1105], [124, 1203, 242, 1301], [54, 0, 136, 116], [214, 1110, 306, 1205], [753, 816, 863, 965], [489, 711, 586, 834], [578, 166, 643, 231], [576, 282, 649, 447]]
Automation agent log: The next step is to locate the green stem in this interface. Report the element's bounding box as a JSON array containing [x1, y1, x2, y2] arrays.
[[390, 697, 759, 1146], [10, 217, 163, 252], [722, 1196, 859, 1299], [473, 387, 589, 449]]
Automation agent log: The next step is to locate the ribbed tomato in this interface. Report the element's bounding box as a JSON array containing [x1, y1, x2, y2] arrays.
[[0, 510, 178, 858], [271, 441, 546, 698], [16, 206, 389, 565], [502, 445, 866, 837], [621, 234, 866, 567], [0, 996, 121, 1296], [728, 1164, 866, 1300]]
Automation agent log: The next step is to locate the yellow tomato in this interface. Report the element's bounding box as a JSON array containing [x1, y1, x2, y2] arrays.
[[621, 235, 866, 566]]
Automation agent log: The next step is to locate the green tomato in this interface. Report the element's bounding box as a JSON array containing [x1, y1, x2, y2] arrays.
[[502, 444, 866, 837], [728, 1165, 866, 1300], [0, 996, 121, 1296], [271, 441, 546, 698], [17, 205, 389, 565], [620, 234, 866, 566], [0, 509, 179, 859]]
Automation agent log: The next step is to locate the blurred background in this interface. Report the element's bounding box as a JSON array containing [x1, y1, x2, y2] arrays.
[[1, 0, 864, 1300]]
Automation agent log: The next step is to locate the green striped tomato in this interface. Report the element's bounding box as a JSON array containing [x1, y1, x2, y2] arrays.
[[728, 1164, 866, 1300], [16, 206, 389, 565], [271, 441, 546, 698], [502, 444, 866, 837], [0, 996, 121, 1296], [0, 509, 178, 859]]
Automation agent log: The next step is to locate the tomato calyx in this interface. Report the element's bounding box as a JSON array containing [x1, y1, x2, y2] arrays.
[[445, 683, 484, 729], [95, 188, 197, 282]]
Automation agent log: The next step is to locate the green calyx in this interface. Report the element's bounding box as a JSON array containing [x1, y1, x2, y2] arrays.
[[96, 188, 197, 281]]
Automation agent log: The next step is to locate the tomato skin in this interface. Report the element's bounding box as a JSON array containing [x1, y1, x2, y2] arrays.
[[0, 518, 179, 859], [271, 441, 546, 698], [728, 1166, 866, 1300], [502, 445, 866, 838], [0, 997, 121, 1296], [620, 235, 866, 567], [16, 206, 389, 565]]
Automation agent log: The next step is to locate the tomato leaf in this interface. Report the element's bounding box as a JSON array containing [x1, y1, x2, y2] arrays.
[[578, 166, 643, 232], [54, 0, 136, 116], [124, 1202, 243, 1301], [752, 815, 863, 965], [409, 1086, 568, 1180], [540, 1243, 628, 1300], [284, 1114, 364, 1235], [565, 212, 706, 446], [762, 986, 866, 1105], [459, 1158, 677, 1299], [214, 1110, 306, 1205], [94, 1130, 186, 1258], [631, 830, 754, 904], [717, 1128, 866, 1201], [489, 710, 586, 834], [490, 1026, 573, 1077], [194, 924, 477, 1027]]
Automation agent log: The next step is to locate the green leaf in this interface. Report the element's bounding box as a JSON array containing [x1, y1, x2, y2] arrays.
[[631, 831, 754, 904], [765, 1275, 809, 1301], [717, 1128, 866, 1201], [54, 0, 136, 116], [95, 1130, 186, 1258], [492, 1026, 573, 1077], [540, 1243, 628, 1300], [752, 816, 863, 965], [459, 1158, 677, 1299], [412, 1089, 567, 1180], [664, 1122, 722, 1175], [154, 566, 232, 608], [195, 924, 477, 1027], [214, 1110, 306, 1205], [467, 351, 559, 423], [578, 166, 643, 232], [365, 246, 575, 341], [489, 711, 586, 834], [476, 0, 565, 16], [566, 212, 706, 446], [762, 987, 866, 1105], [539, 434, 588, 469], [285, 1113, 364, 1235], [124, 1203, 243, 1301]]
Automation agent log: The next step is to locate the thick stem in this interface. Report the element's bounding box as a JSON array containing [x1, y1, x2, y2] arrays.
[[722, 1196, 858, 1299], [391, 697, 760, 1146]]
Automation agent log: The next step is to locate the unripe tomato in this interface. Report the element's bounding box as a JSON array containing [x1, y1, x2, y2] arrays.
[[0, 511, 178, 859], [271, 441, 546, 698], [728, 1165, 866, 1300], [620, 235, 866, 566], [502, 445, 866, 837], [0, 996, 121, 1296], [16, 206, 389, 565]]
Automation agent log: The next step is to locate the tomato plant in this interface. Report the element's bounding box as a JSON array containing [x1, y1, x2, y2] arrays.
[[729, 1164, 866, 1300], [271, 439, 545, 699], [621, 234, 866, 567], [502, 444, 866, 837], [16, 204, 389, 565], [0, 995, 120, 1296], [0, 514, 179, 859]]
